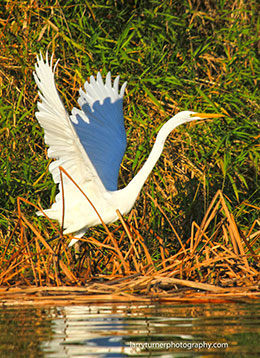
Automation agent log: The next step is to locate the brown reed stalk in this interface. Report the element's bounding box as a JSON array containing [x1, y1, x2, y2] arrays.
[[0, 188, 259, 305]]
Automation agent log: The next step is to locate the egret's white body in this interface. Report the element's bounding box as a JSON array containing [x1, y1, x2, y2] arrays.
[[34, 53, 221, 246]]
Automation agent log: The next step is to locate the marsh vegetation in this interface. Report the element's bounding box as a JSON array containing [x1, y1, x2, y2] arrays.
[[0, 1, 259, 299]]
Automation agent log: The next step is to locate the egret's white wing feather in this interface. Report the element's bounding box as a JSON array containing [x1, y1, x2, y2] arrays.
[[71, 72, 127, 190], [34, 52, 128, 238], [34, 52, 127, 195], [34, 53, 105, 194]]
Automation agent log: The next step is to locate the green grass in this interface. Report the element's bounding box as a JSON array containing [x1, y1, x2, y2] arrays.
[[0, 0, 259, 251]]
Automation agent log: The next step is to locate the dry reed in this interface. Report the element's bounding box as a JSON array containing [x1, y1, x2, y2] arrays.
[[0, 189, 259, 306]]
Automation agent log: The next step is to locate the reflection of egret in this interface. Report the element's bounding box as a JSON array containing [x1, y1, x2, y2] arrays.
[[41, 306, 128, 357], [34, 53, 222, 246]]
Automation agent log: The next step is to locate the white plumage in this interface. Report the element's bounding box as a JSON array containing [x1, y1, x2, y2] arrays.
[[34, 52, 222, 246]]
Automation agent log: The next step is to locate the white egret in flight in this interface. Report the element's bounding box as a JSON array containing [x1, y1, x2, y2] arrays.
[[34, 53, 222, 246]]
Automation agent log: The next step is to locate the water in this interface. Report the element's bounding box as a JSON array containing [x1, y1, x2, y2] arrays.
[[1, 302, 260, 357]]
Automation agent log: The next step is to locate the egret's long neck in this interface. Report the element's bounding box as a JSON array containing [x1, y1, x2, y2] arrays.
[[123, 116, 185, 203]]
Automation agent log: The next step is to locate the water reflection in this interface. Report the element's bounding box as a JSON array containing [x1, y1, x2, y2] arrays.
[[0, 302, 260, 357]]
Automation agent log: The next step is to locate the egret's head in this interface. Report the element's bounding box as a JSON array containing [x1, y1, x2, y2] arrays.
[[157, 111, 224, 140], [177, 110, 224, 123]]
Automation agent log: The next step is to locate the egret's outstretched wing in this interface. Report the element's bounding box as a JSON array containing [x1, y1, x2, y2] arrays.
[[34, 53, 105, 194], [71, 72, 127, 190], [34, 53, 127, 195]]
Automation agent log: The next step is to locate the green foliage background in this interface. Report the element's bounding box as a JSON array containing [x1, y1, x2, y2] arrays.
[[0, 0, 259, 248]]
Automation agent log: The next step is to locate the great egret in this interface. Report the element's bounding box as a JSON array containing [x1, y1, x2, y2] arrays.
[[34, 52, 222, 246]]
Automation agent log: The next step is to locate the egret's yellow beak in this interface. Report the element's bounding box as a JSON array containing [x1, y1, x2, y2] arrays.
[[191, 113, 224, 119]]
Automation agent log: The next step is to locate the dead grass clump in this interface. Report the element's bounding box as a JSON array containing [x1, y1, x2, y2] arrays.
[[0, 190, 260, 305]]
